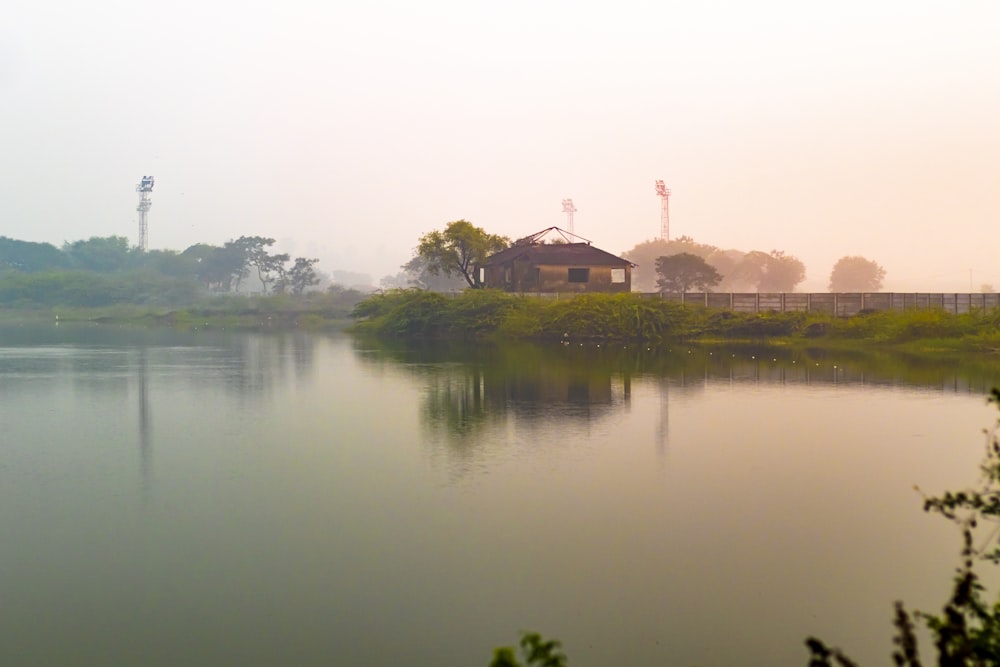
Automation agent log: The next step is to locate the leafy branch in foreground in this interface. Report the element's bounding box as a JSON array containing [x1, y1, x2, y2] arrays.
[[809, 388, 1000, 666], [490, 632, 567, 667]]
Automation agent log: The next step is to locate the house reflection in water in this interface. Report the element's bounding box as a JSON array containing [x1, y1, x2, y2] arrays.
[[417, 346, 630, 449]]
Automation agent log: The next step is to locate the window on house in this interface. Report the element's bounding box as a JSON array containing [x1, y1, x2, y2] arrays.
[[611, 268, 625, 283], [568, 268, 589, 283]]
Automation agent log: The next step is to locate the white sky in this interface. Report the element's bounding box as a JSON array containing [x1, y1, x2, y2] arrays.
[[1, 0, 998, 290]]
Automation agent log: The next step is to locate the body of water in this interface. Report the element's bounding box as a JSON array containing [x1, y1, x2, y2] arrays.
[[1, 323, 998, 666]]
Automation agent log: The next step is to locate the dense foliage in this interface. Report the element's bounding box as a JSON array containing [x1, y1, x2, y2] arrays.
[[654, 252, 722, 293], [0, 234, 324, 308], [415, 220, 510, 288], [490, 633, 567, 667]]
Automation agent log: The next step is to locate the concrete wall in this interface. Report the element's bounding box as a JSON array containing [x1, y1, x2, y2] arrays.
[[653, 292, 1000, 315]]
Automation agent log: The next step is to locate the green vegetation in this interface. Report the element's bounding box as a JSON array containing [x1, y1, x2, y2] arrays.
[[0, 234, 321, 302], [0, 233, 354, 329], [654, 252, 721, 293], [350, 289, 1000, 353], [490, 632, 567, 667]]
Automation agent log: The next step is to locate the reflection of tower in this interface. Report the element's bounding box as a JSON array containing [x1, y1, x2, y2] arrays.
[[136, 175, 155, 251], [654, 180, 670, 241], [138, 348, 152, 497], [561, 198, 577, 234], [656, 379, 669, 455]]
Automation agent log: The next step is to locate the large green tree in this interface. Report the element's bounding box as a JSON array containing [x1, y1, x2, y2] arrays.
[[829, 255, 886, 292], [415, 220, 509, 288], [655, 252, 722, 293], [181, 243, 245, 291], [0, 237, 68, 272], [62, 236, 134, 272]]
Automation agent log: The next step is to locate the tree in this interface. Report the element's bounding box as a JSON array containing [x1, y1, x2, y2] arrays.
[[757, 250, 806, 292], [181, 243, 246, 292], [279, 257, 320, 295], [224, 236, 289, 293], [726, 250, 806, 292], [829, 256, 886, 292], [0, 237, 68, 272], [415, 220, 509, 288], [62, 236, 134, 272], [622, 236, 726, 292], [135, 249, 200, 278], [655, 252, 722, 293]]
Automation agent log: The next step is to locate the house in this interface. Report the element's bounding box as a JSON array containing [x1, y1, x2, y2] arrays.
[[476, 228, 634, 293]]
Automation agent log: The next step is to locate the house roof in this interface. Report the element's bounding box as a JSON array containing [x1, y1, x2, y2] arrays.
[[483, 242, 634, 267]]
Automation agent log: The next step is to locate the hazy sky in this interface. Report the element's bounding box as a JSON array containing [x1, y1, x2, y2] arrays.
[[2, 1, 998, 289]]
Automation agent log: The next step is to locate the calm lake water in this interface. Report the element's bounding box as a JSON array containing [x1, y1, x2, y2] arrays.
[[2, 323, 1000, 666]]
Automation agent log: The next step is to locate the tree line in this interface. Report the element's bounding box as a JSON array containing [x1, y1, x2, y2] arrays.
[[385, 221, 887, 294], [0, 235, 320, 294], [623, 236, 886, 293], [0, 234, 326, 307]]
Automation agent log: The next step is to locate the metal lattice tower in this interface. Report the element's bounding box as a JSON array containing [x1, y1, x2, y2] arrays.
[[561, 198, 577, 234], [136, 175, 155, 251], [655, 180, 670, 241]]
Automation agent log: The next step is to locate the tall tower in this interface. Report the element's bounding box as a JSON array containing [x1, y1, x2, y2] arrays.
[[136, 175, 155, 251], [561, 198, 577, 234], [655, 180, 670, 241]]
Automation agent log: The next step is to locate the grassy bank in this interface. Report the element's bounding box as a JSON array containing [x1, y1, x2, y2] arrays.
[[1, 290, 366, 332], [349, 289, 1000, 352]]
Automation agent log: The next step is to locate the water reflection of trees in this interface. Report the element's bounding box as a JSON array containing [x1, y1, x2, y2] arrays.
[[0, 324, 319, 399], [354, 340, 634, 451], [355, 339, 1000, 453], [1, 324, 327, 502]]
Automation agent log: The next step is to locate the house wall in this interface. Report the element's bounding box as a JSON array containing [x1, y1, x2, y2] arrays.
[[483, 260, 631, 293]]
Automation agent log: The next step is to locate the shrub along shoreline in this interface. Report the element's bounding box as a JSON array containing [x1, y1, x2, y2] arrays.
[[12, 288, 1000, 354], [349, 289, 1000, 354]]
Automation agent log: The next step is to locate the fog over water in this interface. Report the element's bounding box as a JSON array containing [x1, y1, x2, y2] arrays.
[[3, 2, 998, 289]]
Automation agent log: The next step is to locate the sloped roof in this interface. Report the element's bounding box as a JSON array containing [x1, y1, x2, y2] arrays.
[[484, 242, 634, 267]]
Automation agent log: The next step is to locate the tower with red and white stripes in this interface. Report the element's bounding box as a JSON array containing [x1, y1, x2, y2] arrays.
[[655, 180, 670, 241]]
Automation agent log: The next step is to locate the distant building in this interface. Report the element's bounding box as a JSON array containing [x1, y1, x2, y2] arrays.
[[476, 228, 634, 293]]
